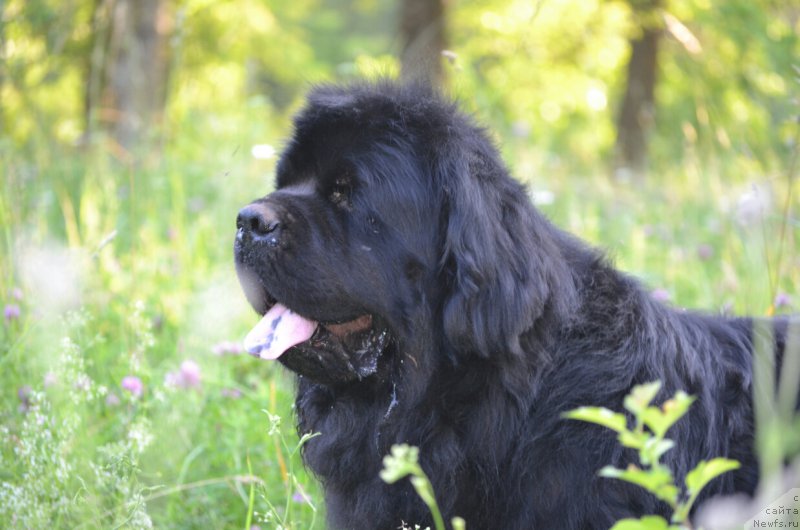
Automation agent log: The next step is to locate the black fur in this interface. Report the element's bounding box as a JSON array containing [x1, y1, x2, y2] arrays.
[[234, 81, 793, 529]]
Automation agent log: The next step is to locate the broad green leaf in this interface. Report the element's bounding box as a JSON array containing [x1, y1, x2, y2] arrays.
[[640, 438, 675, 466], [600, 464, 678, 505], [658, 392, 695, 434], [599, 465, 673, 492], [563, 406, 628, 433], [639, 390, 695, 438], [673, 458, 742, 522], [624, 382, 662, 417], [610, 515, 671, 530], [685, 458, 741, 494], [618, 429, 649, 450], [652, 483, 680, 506], [641, 406, 669, 438], [599, 465, 627, 479]]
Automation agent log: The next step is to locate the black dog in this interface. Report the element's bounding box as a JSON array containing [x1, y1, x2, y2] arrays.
[[234, 82, 791, 529]]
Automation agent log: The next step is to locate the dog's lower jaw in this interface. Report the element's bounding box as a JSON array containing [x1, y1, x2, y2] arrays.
[[279, 323, 392, 385]]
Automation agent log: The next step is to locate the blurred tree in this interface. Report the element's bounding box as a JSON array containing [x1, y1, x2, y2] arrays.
[[399, 0, 446, 86], [614, 0, 662, 180], [653, 0, 798, 170], [87, 0, 172, 152], [1, 0, 796, 175]]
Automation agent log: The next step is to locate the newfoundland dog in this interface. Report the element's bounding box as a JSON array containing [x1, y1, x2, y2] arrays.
[[234, 81, 791, 529]]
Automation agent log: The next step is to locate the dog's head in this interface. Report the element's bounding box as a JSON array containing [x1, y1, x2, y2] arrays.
[[234, 82, 576, 385]]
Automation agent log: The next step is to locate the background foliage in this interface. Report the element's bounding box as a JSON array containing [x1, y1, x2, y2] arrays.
[[1, 0, 798, 528]]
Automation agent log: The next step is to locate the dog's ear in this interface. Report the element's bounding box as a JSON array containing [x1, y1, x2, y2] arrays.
[[437, 138, 577, 361]]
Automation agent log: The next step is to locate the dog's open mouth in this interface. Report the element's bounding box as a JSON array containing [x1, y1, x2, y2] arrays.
[[244, 302, 390, 384]]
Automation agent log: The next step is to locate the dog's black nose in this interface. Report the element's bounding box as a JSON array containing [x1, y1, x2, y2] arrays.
[[237, 203, 282, 247]]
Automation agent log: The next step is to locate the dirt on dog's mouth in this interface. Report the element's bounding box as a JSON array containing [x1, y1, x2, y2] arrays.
[[243, 299, 391, 385], [281, 316, 391, 385]]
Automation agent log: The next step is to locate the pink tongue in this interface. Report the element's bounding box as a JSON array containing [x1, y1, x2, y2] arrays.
[[244, 304, 318, 360]]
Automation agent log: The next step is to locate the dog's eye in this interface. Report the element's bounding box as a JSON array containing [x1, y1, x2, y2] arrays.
[[329, 177, 352, 209]]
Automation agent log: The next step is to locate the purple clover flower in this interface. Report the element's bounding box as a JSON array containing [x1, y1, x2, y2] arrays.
[[221, 388, 242, 399], [4, 304, 21, 321], [212, 340, 244, 355], [121, 375, 144, 397], [165, 360, 202, 389], [292, 492, 308, 503], [43, 372, 58, 388], [18, 385, 32, 413], [696, 244, 713, 261], [179, 360, 201, 387], [774, 292, 792, 309], [292, 488, 311, 504]]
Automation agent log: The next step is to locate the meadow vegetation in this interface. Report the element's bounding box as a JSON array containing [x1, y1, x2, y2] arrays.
[[1, 0, 798, 528]]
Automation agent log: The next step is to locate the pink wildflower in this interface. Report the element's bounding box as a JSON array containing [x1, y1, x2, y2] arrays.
[[179, 360, 201, 387], [18, 385, 32, 412], [43, 372, 58, 388], [774, 292, 792, 309], [121, 375, 144, 397], [4, 304, 20, 321], [212, 340, 244, 355], [696, 244, 713, 261], [165, 360, 202, 389], [221, 388, 242, 399]]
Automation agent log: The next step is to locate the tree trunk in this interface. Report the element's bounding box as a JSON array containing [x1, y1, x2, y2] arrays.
[[614, 0, 661, 180], [399, 0, 446, 87], [97, 0, 171, 153], [83, 0, 111, 144]]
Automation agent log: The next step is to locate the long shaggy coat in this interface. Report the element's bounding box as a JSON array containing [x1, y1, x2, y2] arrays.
[[233, 82, 793, 529]]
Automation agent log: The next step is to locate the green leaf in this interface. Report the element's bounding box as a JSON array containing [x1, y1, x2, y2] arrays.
[[638, 390, 695, 438], [618, 429, 649, 450], [641, 406, 668, 438], [624, 382, 662, 417], [652, 484, 680, 507], [600, 465, 677, 505], [563, 406, 628, 433], [657, 392, 695, 435], [599, 464, 670, 489], [640, 438, 675, 466], [672, 458, 742, 523], [610, 515, 671, 530], [685, 458, 741, 495]]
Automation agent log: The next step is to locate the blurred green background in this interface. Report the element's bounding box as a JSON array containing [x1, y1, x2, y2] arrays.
[[0, 0, 798, 528]]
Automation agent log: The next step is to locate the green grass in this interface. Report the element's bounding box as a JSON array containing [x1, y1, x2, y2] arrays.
[[0, 104, 797, 528]]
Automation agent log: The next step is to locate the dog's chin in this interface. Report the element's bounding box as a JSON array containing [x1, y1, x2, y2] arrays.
[[279, 316, 392, 385]]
